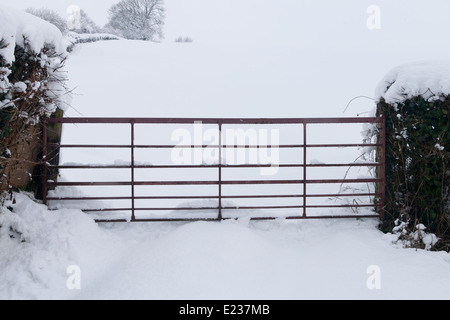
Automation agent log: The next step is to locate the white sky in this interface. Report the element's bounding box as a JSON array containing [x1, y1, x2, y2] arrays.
[[2, 0, 450, 50]]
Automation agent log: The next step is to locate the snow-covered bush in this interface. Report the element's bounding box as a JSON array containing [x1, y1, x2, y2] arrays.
[[0, 6, 69, 194], [175, 36, 193, 43], [386, 218, 439, 250], [373, 61, 450, 251]]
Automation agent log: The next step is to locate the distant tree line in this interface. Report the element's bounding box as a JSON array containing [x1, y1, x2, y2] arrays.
[[26, 7, 102, 34], [26, 0, 166, 42]]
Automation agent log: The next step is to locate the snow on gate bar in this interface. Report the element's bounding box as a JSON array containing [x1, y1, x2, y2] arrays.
[[42, 117, 386, 222]]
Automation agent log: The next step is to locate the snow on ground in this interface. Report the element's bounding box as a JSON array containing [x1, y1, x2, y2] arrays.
[[0, 193, 120, 299], [1, 192, 450, 300]]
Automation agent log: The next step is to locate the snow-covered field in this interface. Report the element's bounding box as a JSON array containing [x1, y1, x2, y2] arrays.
[[2, 192, 450, 300], [1, 0, 450, 300]]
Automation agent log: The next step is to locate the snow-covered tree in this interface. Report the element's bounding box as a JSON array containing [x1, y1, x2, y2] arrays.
[[106, 0, 165, 41], [175, 36, 193, 43], [73, 9, 101, 34]]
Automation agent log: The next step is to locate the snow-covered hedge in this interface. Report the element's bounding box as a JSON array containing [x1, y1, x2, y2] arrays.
[[374, 61, 450, 251], [64, 31, 121, 53], [0, 5, 69, 194], [0, 5, 69, 113]]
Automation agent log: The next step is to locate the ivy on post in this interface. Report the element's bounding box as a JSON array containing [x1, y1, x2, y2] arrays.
[[374, 61, 450, 251]]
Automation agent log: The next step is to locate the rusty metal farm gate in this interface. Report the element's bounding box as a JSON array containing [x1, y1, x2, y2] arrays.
[[42, 117, 386, 222]]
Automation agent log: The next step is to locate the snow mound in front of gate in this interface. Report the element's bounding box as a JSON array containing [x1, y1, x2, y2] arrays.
[[2, 192, 450, 300], [0, 192, 119, 299]]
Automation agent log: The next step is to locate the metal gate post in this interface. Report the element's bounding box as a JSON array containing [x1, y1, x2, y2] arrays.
[[303, 122, 307, 217], [130, 120, 136, 221], [42, 119, 48, 205], [218, 121, 223, 220], [379, 115, 386, 220]]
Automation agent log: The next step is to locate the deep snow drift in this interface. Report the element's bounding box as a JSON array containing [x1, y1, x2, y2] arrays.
[[1, 192, 450, 300]]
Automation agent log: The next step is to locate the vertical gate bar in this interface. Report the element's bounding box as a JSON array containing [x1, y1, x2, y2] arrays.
[[42, 119, 48, 205], [218, 121, 223, 220], [131, 120, 136, 221], [379, 116, 386, 220], [303, 122, 307, 217]]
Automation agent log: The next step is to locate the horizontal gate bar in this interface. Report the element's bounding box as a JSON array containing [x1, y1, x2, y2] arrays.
[[49, 143, 381, 149], [50, 163, 381, 169], [48, 144, 130, 148], [83, 205, 305, 212], [94, 214, 381, 223], [256, 214, 381, 221], [50, 165, 132, 169], [48, 178, 381, 187], [47, 117, 383, 125], [82, 204, 381, 212], [47, 196, 132, 201], [46, 193, 379, 201]]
